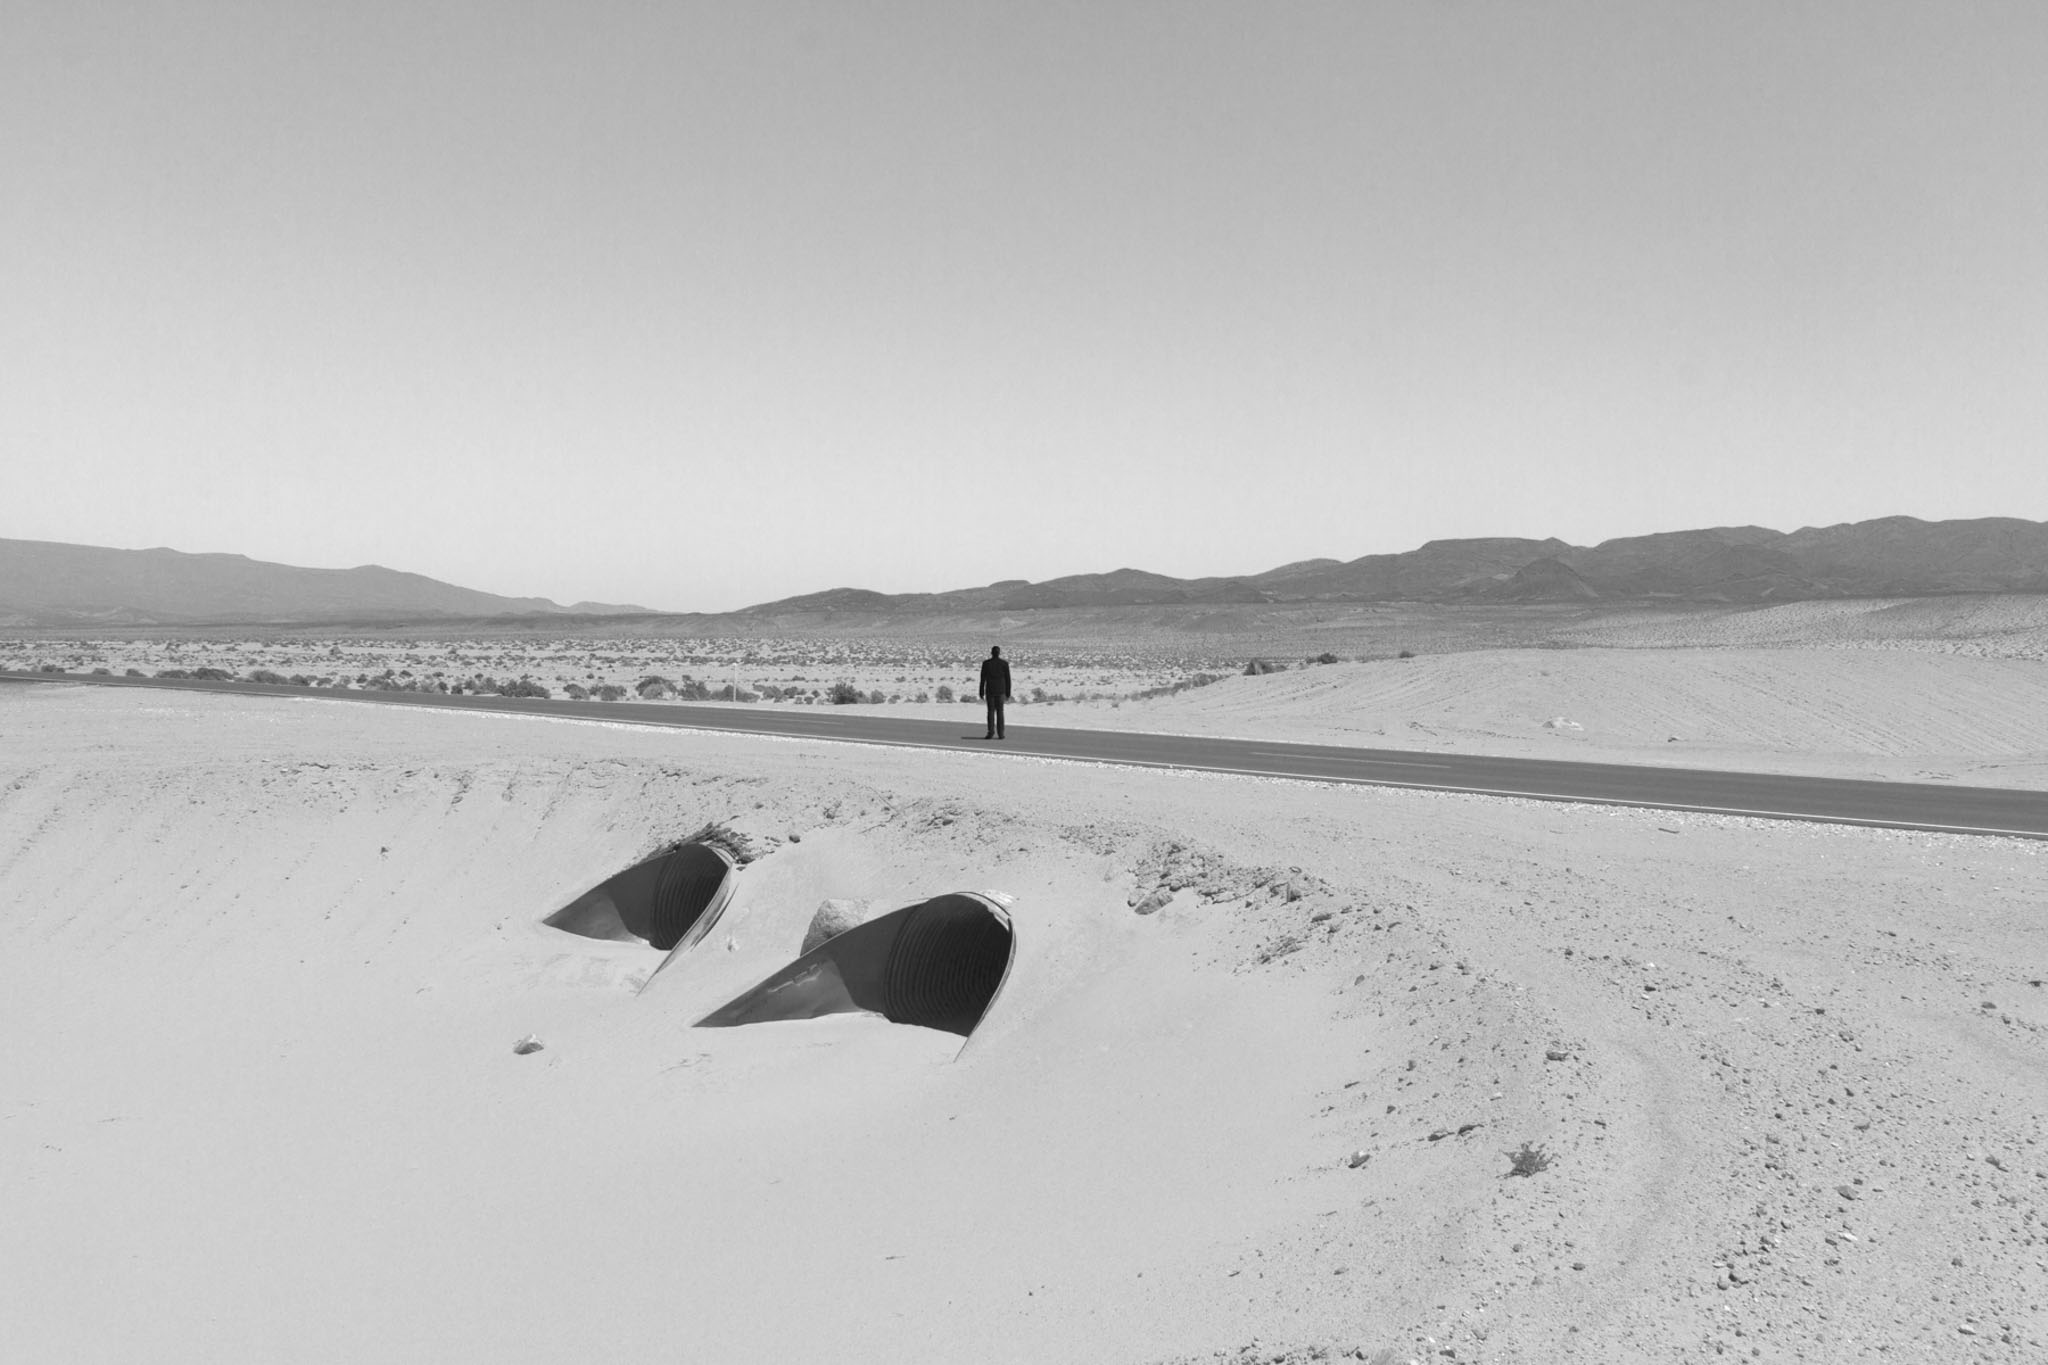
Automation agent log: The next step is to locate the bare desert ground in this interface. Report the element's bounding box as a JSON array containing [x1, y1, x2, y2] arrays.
[[4, 680, 2046, 1364], [963, 648, 2048, 791]]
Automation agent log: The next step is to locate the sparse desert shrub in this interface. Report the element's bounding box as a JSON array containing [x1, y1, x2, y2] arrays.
[[914, 692, 929, 703], [1504, 1142, 1553, 1177], [290, 675, 315, 687], [1130, 672, 1223, 701], [499, 678, 550, 699], [868, 689, 888, 704], [1030, 687, 1047, 703], [248, 669, 289, 684], [675, 679, 714, 701], [193, 667, 232, 681], [828, 682, 863, 704], [124, 668, 144, 677], [592, 684, 627, 701], [1243, 658, 1284, 676], [755, 683, 784, 701], [935, 684, 954, 702], [90, 667, 111, 676], [563, 683, 589, 700], [1309, 652, 1340, 665], [637, 675, 676, 699], [1397, 649, 1416, 659]]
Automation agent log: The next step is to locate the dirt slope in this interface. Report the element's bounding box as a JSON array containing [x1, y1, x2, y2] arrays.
[[4, 684, 2046, 1362]]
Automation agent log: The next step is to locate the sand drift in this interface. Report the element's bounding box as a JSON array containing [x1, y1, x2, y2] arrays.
[[547, 839, 1017, 1042]]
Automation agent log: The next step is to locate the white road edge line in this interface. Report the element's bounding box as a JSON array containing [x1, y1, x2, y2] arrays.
[[529, 707, 2048, 841], [27, 678, 2045, 840]]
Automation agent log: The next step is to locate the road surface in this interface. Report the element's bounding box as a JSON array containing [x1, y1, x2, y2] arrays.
[[6, 671, 2046, 839]]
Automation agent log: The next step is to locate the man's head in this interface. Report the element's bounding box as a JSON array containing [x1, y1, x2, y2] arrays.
[[990, 646, 1002, 657]]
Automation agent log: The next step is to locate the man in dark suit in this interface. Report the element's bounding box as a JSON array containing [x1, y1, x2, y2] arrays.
[[978, 646, 1012, 740]]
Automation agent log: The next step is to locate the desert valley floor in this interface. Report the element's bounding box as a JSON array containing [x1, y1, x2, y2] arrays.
[[5, 655, 2048, 1363]]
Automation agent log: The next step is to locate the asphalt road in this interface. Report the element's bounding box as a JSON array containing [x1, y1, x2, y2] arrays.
[[7, 670, 2047, 839]]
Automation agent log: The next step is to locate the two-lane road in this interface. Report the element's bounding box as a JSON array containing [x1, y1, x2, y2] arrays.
[[7, 670, 2047, 839]]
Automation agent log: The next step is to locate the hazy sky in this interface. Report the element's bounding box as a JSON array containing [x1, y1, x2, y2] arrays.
[[6, 2, 2045, 611]]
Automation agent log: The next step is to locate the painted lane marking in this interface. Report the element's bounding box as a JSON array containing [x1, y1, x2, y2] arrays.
[[603, 719, 2048, 839], [1241, 749, 1450, 768], [18, 675, 2047, 839]]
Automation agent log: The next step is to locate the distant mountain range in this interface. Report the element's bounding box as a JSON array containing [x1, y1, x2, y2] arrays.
[[6, 515, 2047, 627], [739, 516, 2048, 614], [0, 538, 646, 626]]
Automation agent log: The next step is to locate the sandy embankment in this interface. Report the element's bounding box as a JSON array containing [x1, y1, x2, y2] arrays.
[[4, 684, 2047, 1363]]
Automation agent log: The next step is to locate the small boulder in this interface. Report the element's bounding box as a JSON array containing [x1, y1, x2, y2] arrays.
[[512, 1035, 544, 1055], [1132, 887, 1173, 916], [803, 898, 879, 954]]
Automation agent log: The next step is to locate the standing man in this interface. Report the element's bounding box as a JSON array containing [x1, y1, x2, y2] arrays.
[[978, 646, 1012, 740]]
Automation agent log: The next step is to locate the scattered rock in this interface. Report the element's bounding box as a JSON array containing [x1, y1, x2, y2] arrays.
[[1132, 887, 1173, 916], [512, 1035, 544, 1055], [1545, 1048, 1571, 1062], [1346, 1150, 1372, 1169]]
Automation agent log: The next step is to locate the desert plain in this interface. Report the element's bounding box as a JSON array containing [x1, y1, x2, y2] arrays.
[[5, 599, 2048, 1363]]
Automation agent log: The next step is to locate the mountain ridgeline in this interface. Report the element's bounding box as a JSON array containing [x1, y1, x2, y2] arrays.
[[740, 517, 2048, 614], [6, 516, 2047, 628], [0, 538, 646, 627]]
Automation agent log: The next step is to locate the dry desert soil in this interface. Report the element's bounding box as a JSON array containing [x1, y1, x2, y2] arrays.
[[4, 673, 2047, 1364]]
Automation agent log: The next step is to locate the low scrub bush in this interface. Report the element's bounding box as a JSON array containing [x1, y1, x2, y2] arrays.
[[828, 681, 863, 704], [1129, 672, 1224, 701], [248, 669, 290, 684], [1243, 658, 1284, 676]]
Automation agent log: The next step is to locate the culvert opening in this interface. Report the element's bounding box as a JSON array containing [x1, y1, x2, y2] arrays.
[[545, 842, 737, 952], [696, 893, 1015, 1039]]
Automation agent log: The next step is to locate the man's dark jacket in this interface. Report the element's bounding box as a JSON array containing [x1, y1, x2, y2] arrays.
[[979, 656, 1012, 701]]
